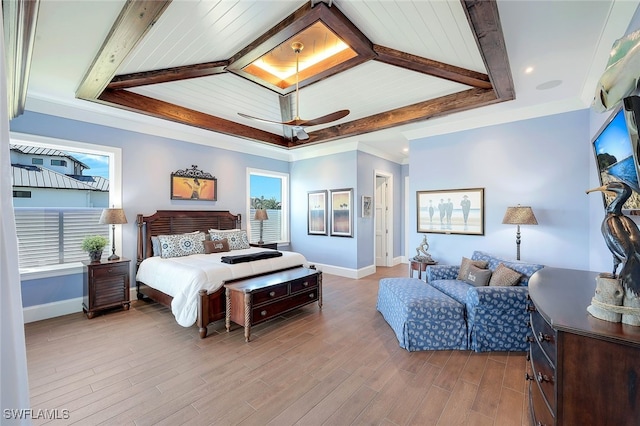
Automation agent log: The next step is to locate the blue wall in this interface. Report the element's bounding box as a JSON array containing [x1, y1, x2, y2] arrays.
[[408, 109, 592, 270]]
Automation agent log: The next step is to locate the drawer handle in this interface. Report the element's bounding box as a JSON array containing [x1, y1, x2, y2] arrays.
[[538, 332, 552, 342], [537, 372, 552, 383], [269, 291, 276, 297], [525, 373, 535, 381], [526, 336, 536, 343], [303, 281, 309, 287], [526, 321, 531, 328], [526, 353, 530, 362], [260, 310, 267, 316], [309, 293, 315, 298], [537, 422, 546, 426], [107, 268, 113, 273], [526, 304, 537, 313]]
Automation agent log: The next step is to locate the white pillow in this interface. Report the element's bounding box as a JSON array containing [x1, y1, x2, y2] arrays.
[[158, 232, 206, 258], [209, 229, 249, 250]]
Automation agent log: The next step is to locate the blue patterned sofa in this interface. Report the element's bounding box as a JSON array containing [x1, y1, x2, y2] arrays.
[[426, 251, 544, 352], [377, 251, 544, 352]]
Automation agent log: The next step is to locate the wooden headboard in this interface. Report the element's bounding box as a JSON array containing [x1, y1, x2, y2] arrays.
[[136, 210, 242, 265]]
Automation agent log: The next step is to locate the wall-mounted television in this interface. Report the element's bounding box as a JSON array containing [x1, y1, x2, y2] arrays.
[[592, 95, 640, 211]]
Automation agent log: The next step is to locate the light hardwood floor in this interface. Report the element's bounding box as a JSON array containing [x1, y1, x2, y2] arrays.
[[25, 264, 529, 425]]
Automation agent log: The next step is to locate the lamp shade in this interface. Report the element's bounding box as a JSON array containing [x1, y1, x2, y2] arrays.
[[254, 209, 268, 221], [502, 206, 538, 225], [99, 208, 128, 225]]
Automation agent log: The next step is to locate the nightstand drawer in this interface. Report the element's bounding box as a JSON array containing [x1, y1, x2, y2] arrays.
[[91, 262, 128, 279]]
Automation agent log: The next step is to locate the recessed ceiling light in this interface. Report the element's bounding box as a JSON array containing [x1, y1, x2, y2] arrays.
[[536, 80, 562, 90], [403, 148, 409, 152], [525, 66, 534, 74]]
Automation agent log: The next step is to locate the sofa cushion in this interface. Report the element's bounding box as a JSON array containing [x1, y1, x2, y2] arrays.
[[471, 251, 544, 286], [462, 265, 492, 287], [429, 279, 473, 305], [489, 263, 523, 286], [457, 257, 489, 280]]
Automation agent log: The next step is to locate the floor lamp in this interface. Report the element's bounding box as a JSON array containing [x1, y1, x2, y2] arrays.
[[502, 205, 537, 261], [99, 207, 128, 261], [254, 209, 269, 245]]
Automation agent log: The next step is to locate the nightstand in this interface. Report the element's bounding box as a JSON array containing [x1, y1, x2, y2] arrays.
[[83, 258, 131, 318], [250, 242, 278, 250]]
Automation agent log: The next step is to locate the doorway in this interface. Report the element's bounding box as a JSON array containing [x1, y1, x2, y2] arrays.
[[375, 171, 393, 267]]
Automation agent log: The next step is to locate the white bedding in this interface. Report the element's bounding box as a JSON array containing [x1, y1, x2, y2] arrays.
[[135, 247, 308, 327]]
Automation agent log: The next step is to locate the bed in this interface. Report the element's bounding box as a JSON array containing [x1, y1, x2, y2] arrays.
[[135, 210, 307, 338]]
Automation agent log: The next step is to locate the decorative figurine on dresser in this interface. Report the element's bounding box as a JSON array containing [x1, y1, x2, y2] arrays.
[[587, 181, 640, 325]]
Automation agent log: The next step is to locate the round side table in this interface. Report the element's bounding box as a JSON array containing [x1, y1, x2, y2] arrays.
[[409, 257, 437, 281]]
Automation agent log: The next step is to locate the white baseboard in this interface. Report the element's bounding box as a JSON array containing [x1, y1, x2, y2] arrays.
[[23, 297, 83, 323]]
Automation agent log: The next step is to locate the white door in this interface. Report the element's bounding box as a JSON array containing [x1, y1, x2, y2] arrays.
[[375, 175, 388, 266]]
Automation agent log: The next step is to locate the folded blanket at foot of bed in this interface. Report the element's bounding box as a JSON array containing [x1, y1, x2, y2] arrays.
[[221, 251, 283, 264]]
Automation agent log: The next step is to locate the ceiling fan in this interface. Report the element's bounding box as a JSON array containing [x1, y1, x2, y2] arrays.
[[238, 41, 349, 141]]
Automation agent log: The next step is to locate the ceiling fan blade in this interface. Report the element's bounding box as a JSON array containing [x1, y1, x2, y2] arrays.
[[238, 112, 286, 126], [286, 109, 350, 127]]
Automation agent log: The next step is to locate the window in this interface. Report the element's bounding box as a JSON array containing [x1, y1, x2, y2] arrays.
[[13, 190, 31, 198], [31, 158, 43, 165], [10, 133, 122, 275], [247, 169, 289, 244]]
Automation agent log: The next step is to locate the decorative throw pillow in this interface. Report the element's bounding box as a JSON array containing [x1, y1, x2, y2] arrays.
[[151, 236, 161, 256], [489, 263, 523, 286], [204, 238, 230, 254], [457, 257, 489, 280], [158, 232, 206, 258], [463, 264, 492, 287], [209, 229, 250, 250]]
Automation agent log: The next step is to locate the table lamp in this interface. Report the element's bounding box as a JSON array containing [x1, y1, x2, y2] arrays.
[[99, 207, 128, 261], [254, 209, 269, 245]]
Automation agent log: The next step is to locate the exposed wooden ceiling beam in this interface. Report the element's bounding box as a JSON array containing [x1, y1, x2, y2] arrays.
[[372, 45, 492, 89], [107, 61, 229, 90], [297, 88, 498, 145], [462, 0, 514, 100], [98, 89, 289, 148], [76, 0, 172, 100]]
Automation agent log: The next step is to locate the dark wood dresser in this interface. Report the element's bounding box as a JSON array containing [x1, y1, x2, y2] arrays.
[[527, 267, 640, 425], [83, 258, 131, 318]]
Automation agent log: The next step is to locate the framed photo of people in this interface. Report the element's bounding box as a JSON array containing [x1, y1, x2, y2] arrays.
[[307, 190, 328, 235], [417, 188, 484, 235]]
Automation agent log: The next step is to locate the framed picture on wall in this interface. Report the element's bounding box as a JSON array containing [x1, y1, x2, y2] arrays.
[[307, 190, 328, 235], [417, 187, 484, 235], [170, 165, 217, 201], [330, 188, 354, 237], [362, 195, 372, 218]]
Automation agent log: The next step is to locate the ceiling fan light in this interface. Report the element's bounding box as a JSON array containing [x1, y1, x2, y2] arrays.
[[295, 127, 309, 140]]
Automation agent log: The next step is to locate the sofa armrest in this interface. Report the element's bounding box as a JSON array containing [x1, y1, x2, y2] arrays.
[[466, 286, 529, 311], [426, 265, 460, 282]]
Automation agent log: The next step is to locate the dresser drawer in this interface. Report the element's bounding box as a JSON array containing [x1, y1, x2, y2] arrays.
[[530, 342, 556, 412], [94, 276, 127, 306], [91, 262, 128, 279], [290, 274, 318, 294], [252, 282, 289, 304], [529, 379, 555, 426], [251, 288, 318, 325], [531, 309, 557, 366]]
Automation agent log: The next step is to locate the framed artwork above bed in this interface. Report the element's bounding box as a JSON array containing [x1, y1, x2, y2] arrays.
[[170, 165, 217, 201]]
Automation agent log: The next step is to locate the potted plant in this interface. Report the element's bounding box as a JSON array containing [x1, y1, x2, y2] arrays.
[[82, 235, 108, 262]]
